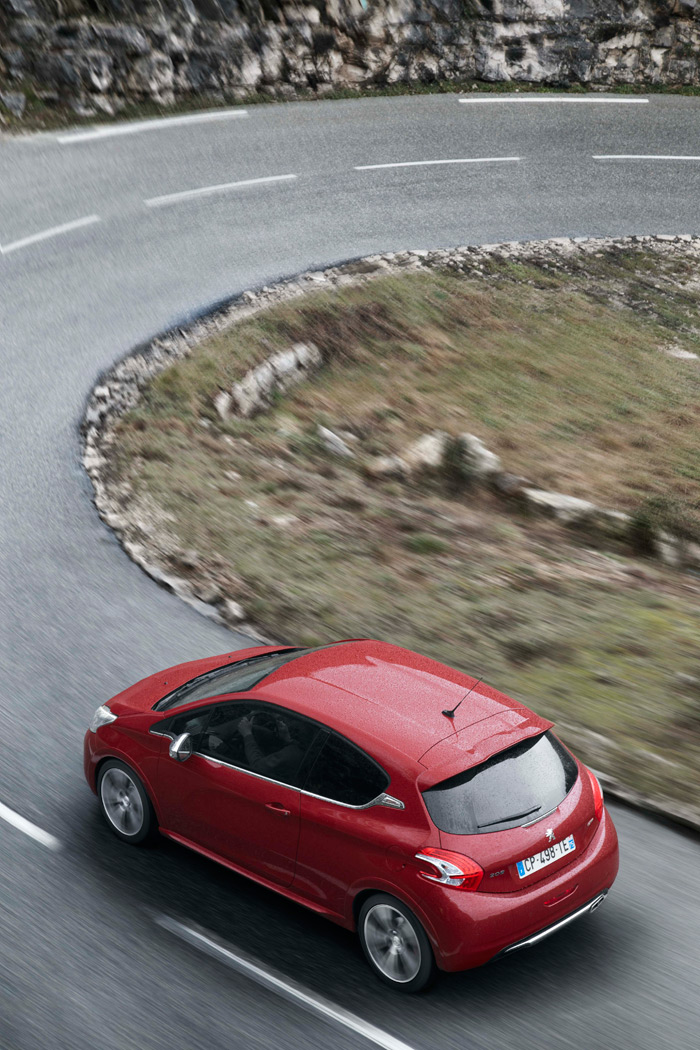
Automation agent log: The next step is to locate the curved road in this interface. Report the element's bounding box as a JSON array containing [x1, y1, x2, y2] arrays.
[[1, 94, 699, 1050]]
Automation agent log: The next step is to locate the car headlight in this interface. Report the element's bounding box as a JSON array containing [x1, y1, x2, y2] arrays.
[[89, 705, 117, 733]]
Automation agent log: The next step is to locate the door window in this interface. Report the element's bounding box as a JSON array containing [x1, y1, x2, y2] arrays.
[[302, 733, 389, 806], [199, 703, 322, 788], [159, 707, 213, 750]]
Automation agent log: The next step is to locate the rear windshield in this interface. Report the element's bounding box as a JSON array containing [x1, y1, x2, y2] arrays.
[[154, 647, 325, 711], [422, 731, 578, 835]]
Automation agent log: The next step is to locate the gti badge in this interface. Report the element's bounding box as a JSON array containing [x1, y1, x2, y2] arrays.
[[546, 828, 556, 843]]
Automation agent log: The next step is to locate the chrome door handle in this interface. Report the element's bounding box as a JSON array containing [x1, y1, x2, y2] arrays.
[[265, 802, 291, 817]]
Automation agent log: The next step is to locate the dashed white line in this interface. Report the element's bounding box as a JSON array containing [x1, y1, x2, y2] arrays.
[[0, 801, 61, 850], [355, 157, 520, 170], [155, 914, 419, 1050], [144, 173, 298, 208], [594, 154, 700, 160], [0, 214, 100, 256], [459, 96, 648, 104], [58, 108, 249, 144]]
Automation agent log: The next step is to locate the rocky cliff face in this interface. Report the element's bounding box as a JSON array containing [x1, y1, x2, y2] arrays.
[[1, 0, 700, 120]]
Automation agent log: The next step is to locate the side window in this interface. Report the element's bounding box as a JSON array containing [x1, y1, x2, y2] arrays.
[[200, 703, 322, 789], [303, 734, 389, 806], [158, 708, 212, 751]]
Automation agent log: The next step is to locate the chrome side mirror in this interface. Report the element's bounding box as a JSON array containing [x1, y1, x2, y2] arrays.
[[169, 732, 193, 762]]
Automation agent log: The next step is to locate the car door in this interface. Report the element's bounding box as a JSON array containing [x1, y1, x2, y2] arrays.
[[294, 733, 398, 912], [154, 701, 322, 886]]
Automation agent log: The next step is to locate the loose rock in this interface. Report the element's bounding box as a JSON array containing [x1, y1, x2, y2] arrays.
[[365, 454, 408, 479], [402, 431, 448, 472], [523, 488, 597, 525], [318, 425, 355, 458], [455, 433, 502, 480], [226, 342, 322, 417], [0, 91, 26, 118], [222, 599, 245, 623]]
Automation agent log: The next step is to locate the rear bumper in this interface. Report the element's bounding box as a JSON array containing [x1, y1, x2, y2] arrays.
[[492, 890, 608, 961], [429, 806, 619, 972]]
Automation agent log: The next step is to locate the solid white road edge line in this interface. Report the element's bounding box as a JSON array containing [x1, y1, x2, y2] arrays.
[[58, 108, 249, 144], [0, 801, 61, 850], [355, 157, 520, 170], [155, 914, 419, 1050], [459, 96, 648, 103], [0, 214, 100, 255], [144, 173, 298, 208], [593, 154, 700, 160]]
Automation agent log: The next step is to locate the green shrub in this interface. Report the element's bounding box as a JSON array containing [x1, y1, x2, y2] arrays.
[[442, 435, 474, 491], [629, 495, 700, 554], [404, 534, 449, 555]]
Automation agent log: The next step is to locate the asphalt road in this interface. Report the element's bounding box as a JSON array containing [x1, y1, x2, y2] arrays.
[[1, 93, 699, 1050]]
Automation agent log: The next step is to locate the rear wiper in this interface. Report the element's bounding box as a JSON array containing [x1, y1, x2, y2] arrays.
[[477, 805, 541, 829]]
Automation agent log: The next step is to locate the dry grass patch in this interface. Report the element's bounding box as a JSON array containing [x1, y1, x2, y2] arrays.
[[133, 255, 700, 534]]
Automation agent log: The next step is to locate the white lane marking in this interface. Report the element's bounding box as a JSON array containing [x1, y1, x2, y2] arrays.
[[58, 108, 249, 144], [0, 214, 100, 256], [155, 914, 418, 1050], [355, 157, 520, 170], [460, 96, 648, 104], [144, 173, 298, 208], [594, 154, 700, 160], [0, 801, 61, 850]]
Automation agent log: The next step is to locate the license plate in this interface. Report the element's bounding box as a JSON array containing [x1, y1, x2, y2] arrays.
[[516, 835, 576, 879]]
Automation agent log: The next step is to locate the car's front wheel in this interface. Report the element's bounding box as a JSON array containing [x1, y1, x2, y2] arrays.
[[97, 759, 155, 844], [358, 893, 436, 993]]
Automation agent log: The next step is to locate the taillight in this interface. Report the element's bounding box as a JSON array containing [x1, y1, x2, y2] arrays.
[[587, 768, 604, 822], [415, 847, 483, 891]]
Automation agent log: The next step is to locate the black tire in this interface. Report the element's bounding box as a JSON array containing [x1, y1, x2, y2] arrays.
[[97, 759, 156, 845], [358, 893, 436, 993]]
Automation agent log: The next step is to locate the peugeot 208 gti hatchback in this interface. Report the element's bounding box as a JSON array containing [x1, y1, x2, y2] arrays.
[[84, 640, 619, 991]]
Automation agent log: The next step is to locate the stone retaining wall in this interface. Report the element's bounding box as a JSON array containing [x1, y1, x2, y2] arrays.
[[3, 0, 700, 121]]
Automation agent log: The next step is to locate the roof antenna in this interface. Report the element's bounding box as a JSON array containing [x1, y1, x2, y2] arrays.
[[442, 676, 483, 720]]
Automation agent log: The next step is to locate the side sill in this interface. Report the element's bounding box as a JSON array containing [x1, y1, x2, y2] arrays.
[[159, 829, 352, 929]]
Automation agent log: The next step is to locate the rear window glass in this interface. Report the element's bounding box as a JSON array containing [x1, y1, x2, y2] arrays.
[[422, 731, 578, 835], [154, 647, 326, 711]]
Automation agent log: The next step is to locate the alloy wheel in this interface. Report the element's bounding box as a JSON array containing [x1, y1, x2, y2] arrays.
[[100, 766, 145, 837], [363, 903, 422, 984]]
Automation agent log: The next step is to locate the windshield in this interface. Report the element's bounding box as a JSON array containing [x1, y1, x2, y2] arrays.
[[154, 647, 322, 711], [422, 731, 578, 835]]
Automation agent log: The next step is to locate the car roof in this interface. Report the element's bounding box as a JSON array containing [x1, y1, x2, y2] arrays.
[[252, 639, 550, 771]]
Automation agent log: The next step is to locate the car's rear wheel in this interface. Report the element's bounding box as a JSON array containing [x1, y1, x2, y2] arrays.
[[97, 759, 155, 844], [358, 893, 436, 993]]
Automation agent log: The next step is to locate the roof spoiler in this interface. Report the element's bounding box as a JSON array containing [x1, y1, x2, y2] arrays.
[[416, 716, 553, 791]]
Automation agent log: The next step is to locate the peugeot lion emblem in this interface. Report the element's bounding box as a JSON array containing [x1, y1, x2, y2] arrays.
[[546, 828, 556, 843]]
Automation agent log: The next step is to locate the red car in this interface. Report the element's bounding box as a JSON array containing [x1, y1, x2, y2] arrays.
[[84, 640, 618, 992]]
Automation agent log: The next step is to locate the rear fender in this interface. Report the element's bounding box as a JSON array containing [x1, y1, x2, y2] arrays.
[[345, 877, 444, 959]]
